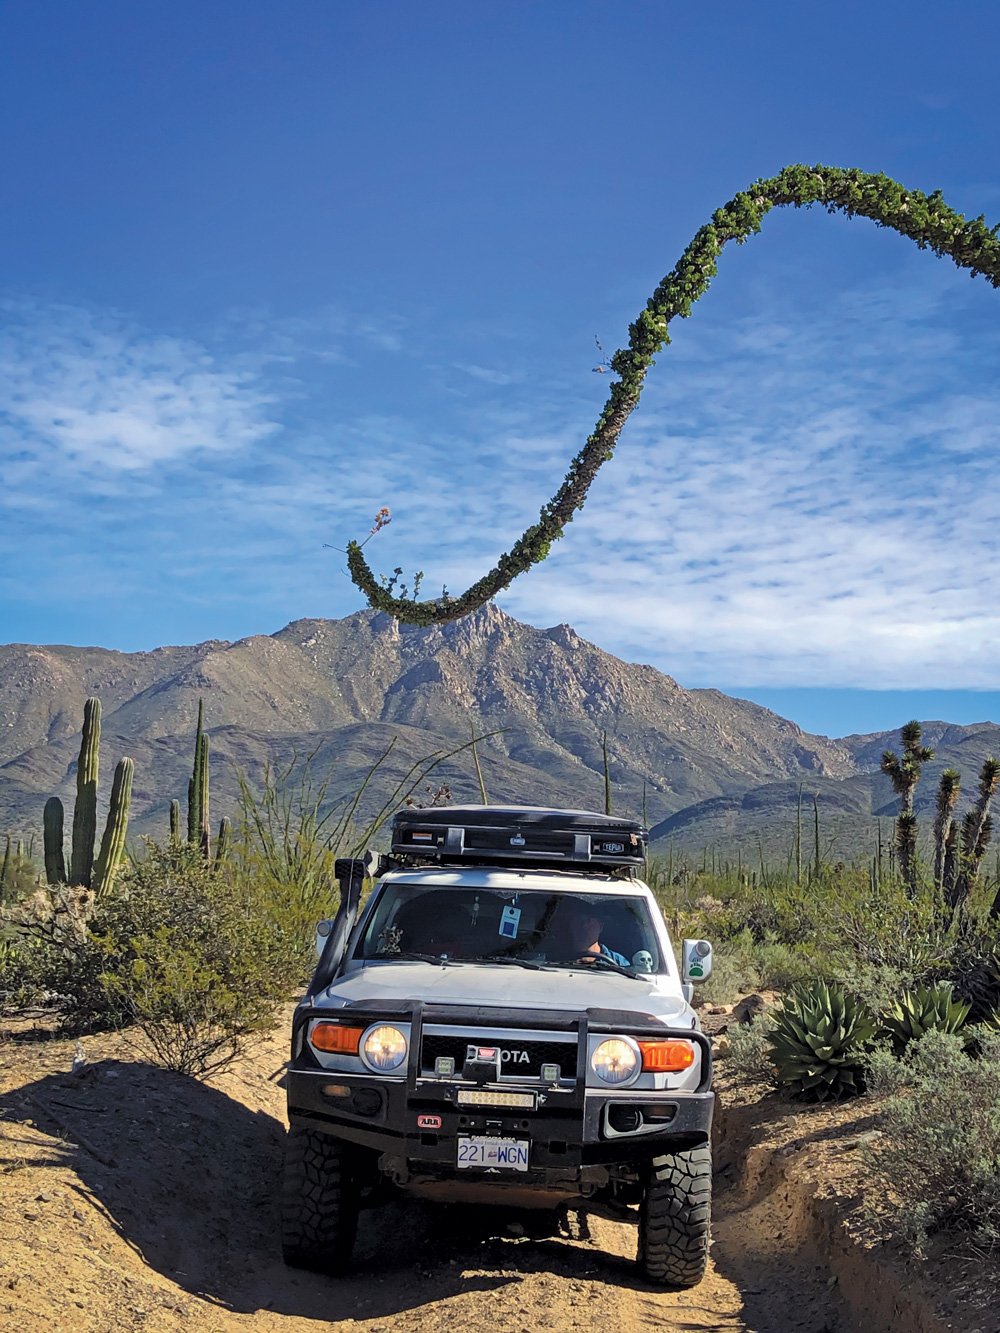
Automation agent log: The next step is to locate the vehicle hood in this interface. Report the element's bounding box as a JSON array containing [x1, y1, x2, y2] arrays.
[[320, 961, 694, 1027]]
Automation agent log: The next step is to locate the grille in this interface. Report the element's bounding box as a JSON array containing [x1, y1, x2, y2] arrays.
[[421, 1034, 576, 1080]]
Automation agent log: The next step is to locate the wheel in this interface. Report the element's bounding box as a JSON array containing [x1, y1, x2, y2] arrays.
[[637, 1145, 712, 1287], [281, 1125, 359, 1273]]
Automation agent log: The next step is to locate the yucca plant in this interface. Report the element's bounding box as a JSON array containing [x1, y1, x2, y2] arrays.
[[767, 979, 875, 1102], [880, 982, 971, 1055]]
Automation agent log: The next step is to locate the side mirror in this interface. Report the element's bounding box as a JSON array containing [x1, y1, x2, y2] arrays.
[[315, 918, 334, 960], [681, 939, 712, 1002]]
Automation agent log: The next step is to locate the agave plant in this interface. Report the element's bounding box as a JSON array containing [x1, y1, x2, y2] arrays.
[[881, 982, 971, 1055], [767, 979, 875, 1102]]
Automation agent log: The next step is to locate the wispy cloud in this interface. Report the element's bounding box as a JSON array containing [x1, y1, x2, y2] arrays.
[[0, 299, 279, 494]]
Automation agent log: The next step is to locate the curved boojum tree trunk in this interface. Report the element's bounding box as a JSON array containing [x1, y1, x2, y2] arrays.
[[346, 165, 1000, 626]]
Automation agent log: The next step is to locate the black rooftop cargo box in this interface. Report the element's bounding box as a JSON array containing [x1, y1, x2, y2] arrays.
[[390, 805, 647, 871]]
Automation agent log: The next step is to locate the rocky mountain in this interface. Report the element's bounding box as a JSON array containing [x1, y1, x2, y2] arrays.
[[1, 605, 996, 864], [648, 722, 1000, 864]]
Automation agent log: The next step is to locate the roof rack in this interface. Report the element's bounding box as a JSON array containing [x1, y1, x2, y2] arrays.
[[390, 805, 647, 873]]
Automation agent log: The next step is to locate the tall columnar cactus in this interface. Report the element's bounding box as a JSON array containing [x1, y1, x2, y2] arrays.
[[216, 815, 231, 865], [43, 796, 67, 885], [169, 798, 181, 843], [199, 731, 211, 860], [42, 697, 133, 889], [188, 699, 204, 845], [185, 699, 212, 860], [92, 757, 134, 897], [70, 697, 101, 887]]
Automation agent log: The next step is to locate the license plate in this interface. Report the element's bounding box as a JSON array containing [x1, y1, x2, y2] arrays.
[[456, 1135, 530, 1171]]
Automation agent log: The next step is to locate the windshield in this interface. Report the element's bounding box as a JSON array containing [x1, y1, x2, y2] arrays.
[[357, 883, 664, 972]]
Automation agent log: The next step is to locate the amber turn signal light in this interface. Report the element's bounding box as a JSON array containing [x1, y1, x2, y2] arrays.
[[311, 1022, 363, 1054], [638, 1039, 696, 1072]]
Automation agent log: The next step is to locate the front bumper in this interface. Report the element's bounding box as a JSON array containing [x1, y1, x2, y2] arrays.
[[286, 1000, 714, 1179]]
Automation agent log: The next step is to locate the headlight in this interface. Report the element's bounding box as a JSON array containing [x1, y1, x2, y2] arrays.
[[590, 1037, 639, 1086], [360, 1024, 408, 1072]]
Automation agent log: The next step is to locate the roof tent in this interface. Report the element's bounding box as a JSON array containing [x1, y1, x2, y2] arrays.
[[390, 805, 648, 872]]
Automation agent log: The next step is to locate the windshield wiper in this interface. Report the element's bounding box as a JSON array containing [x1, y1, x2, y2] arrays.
[[549, 956, 642, 978], [371, 950, 454, 966], [479, 954, 556, 971]]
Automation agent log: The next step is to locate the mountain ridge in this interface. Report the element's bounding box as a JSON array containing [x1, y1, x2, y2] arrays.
[[1, 605, 996, 862]]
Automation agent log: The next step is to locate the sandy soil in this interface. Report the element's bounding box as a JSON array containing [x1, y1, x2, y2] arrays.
[[0, 1009, 986, 1333]]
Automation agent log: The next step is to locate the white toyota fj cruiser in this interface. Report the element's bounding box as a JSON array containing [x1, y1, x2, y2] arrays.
[[282, 806, 714, 1286]]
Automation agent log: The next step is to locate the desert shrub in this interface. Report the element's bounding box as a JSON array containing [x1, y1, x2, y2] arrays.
[[697, 937, 760, 1004], [693, 929, 820, 1006], [0, 931, 49, 1014], [725, 1012, 777, 1082], [752, 937, 821, 990], [0, 844, 40, 906], [820, 872, 947, 976], [862, 1029, 1000, 1252], [52, 842, 301, 1075]]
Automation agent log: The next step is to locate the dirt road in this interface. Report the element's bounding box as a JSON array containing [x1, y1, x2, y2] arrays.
[[0, 1013, 908, 1333]]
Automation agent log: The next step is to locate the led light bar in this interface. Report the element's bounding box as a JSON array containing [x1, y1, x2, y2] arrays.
[[456, 1089, 536, 1110]]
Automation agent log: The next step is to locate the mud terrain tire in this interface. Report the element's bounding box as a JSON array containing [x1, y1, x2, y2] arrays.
[[637, 1145, 712, 1287], [281, 1126, 358, 1274]]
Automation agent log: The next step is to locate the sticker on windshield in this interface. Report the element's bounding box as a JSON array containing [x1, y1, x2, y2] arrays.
[[499, 905, 522, 938]]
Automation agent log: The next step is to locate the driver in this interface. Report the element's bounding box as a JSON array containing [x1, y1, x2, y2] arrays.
[[547, 898, 631, 968]]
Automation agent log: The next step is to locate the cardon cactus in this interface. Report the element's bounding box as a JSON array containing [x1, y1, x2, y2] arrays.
[[91, 757, 134, 897], [215, 815, 231, 865], [187, 699, 211, 859], [70, 697, 101, 886], [767, 980, 875, 1102], [881, 982, 971, 1054], [44, 796, 67, 885], [44, 697, 134, 889]]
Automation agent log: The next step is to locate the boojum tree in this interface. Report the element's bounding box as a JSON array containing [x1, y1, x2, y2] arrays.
[[342, 165, 1000, 625]]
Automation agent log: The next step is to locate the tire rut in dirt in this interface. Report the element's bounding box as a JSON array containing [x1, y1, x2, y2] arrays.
[[638, 1144, 712, 1288]]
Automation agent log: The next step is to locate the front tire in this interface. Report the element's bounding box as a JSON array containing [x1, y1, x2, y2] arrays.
[[637, 1145, 712, 1287], [281, 1126, 358, 1274]]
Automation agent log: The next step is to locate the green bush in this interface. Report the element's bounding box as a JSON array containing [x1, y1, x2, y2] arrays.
[[0, 844, 39, 906], [862, 1029, 1000, 1252], [0, 931, 48, 1014], [752, 937, 822, 991], [725, 1012, 777, 1082], [52, 842, 302, 1075], [697, 936, 760, 1004]]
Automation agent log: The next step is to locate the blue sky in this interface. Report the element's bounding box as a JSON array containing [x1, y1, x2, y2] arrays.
[[3, 2, 1000, 739]]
